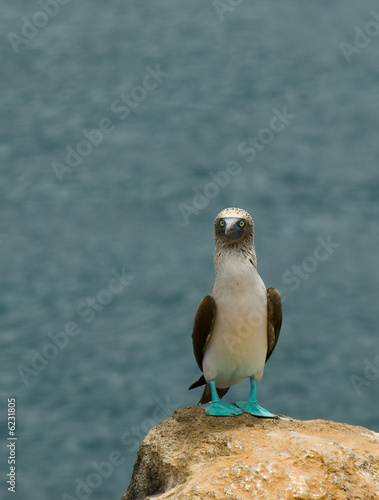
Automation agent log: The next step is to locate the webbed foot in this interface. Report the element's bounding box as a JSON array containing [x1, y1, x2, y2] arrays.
[[205, 402, 243, 416], [235, 400, 291, 420]]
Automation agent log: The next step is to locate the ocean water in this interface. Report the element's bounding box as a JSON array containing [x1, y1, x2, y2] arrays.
[[1, 1, 379, 498]]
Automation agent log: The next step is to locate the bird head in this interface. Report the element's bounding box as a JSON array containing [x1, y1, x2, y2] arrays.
[[214, 207, 254, 245]]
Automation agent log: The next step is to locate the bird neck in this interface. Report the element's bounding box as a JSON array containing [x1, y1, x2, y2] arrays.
[[214, 241, 257, 278]]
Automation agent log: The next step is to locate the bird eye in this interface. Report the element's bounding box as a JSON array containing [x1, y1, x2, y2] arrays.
[[219, 220, 225, 227], [239, 220, 245, 227]]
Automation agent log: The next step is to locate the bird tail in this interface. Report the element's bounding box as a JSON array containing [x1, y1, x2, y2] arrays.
[[188, 375, 230, 404], [188, 374, 206, 390]]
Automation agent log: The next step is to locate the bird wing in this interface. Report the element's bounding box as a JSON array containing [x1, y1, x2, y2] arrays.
[[266, 287, 282, 362], [189, 295, 231, 403], [191, 294, 216, 371]]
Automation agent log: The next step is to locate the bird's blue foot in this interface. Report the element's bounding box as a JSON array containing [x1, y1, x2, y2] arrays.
[[236, 377, 292, 420], [235, 400, 291, 420], [204, 379, 243, 416], [235, 400, 277, 418], [205, 402, 243, 416]]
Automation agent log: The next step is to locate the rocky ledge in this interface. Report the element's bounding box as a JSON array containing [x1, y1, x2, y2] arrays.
[[121, 406, 379, 500]]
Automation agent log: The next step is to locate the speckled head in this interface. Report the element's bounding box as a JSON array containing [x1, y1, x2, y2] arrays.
[[214, 207, 254, 244], [214, 207, 257, 267]]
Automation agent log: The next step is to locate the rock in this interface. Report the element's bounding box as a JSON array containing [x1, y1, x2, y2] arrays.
[[121, 406, 379, 500]]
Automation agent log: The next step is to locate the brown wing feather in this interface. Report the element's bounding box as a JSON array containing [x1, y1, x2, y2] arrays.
[[266, 287, 282, 362], [189, 295, 230, 403], [191, 295, 216, 371]]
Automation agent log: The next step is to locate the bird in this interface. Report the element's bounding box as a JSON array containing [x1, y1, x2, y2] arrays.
[[188, 207, 286, 418]]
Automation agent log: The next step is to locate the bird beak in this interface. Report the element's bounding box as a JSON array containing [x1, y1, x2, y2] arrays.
[[223, 218, 244, 240]]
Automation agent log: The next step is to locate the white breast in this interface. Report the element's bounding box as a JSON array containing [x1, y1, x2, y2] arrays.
[[202, 255, 268, 388]]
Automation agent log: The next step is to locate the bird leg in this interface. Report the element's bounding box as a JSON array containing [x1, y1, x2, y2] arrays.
[[235, 377, 290, 420], [205, 379, 243, 416]]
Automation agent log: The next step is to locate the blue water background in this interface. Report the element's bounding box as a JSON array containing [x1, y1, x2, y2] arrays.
[[1, 1, 379, 498]]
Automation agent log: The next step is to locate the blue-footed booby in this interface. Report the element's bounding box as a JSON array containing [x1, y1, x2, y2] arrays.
[[189, 207, 286, 418]]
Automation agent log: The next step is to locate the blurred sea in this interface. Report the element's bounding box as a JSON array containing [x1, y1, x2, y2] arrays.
[[1, 1, 379, 499]]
